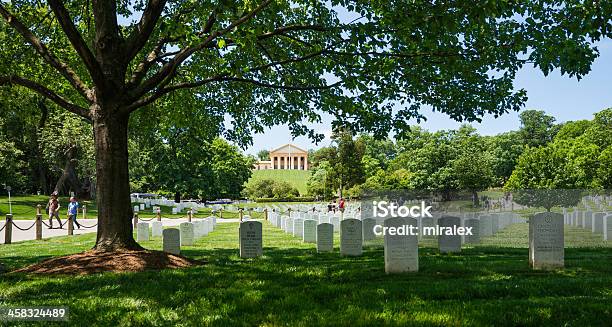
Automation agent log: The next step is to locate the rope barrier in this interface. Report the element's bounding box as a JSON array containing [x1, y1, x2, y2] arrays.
[[79, 222, 98, 229], [42, 221, 52, 228], [0, 223, 5, 232], [11, 221, 37, 231], [139, 217, 155, 222]]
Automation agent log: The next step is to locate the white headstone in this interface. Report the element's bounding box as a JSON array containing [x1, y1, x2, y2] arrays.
[[316, 223, 334, 253], [331, 216, 340, 233], [179, 222, 195, 246], [463, 218, 480, 244], [202, 219, 210, 236], [584, 211, 593, 230], [293, 218, 304, 238], [479, 214, 493, 236], [303, 220, 317, 243], [592, 212, 604, 234], [136, 222, 150, 242], [437, 216, 462, 253], [384, 217, 418, 273], [530, 212, 564, 270], [285, 217, 294, 234], [340, 219, 363, 256], [420, 216, 436, 239], [163, 228, 181, 255], [133, 205, 140, 213], [362, 218, 377, 241], [152, 221, 163, 238], [239, 221, 263, 258], [139, 203, 145, 211], [604, 214, 612, 241]]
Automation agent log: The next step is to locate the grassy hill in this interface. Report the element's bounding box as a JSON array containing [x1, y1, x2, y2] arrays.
[[248, 169, 311, 195]]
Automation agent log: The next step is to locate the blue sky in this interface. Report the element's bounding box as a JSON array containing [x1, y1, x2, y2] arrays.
[[244, 39, 612, 155]]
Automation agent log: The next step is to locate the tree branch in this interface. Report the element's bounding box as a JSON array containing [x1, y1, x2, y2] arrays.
[[0, 3, 93, 101], [126, 74, 341, 112], [258, 24, 328, 40], [128, 0, 274, 103], [124, 0, 168, 62], [0, 75, 90, 119], [47, 0, 105, 87]]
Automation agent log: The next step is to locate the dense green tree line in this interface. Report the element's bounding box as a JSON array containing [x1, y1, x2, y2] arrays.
[[307, 109, 612, 201], [0, 91, 253, 200]]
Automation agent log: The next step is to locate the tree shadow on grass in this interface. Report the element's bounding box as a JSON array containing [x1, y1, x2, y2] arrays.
[[2, 245, 612, 325]]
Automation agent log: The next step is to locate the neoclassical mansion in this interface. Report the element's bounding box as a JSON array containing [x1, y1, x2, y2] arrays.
[[253, 144, 309, 170]]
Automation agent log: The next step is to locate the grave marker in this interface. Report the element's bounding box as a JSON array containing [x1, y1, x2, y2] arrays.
[[438, 216, 462, 253], [239, 221, 263, 258], [384, 217, 418, 273], [163, 228, 181, 255], [137, 222, 150, 242], [179, 222, 194, 246], [530, 212, 564, 270], [303, 220, 316, 243], [362, 218, 377, 241], [604, 214, 612, 241], [463, 218, 480, 244], [152, 221, 163, 238], [340, 219, 363, 256], [316, 223, 334, 253], [293, 218, 304, 238]]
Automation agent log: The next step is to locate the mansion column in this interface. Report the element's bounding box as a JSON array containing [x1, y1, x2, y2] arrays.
[[304, 156, 308, 170]]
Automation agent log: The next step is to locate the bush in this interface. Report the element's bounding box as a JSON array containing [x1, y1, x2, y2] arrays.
[[243, 179, 301, 199], [272, 181, 300, 198], [243, 178, 276, 198]]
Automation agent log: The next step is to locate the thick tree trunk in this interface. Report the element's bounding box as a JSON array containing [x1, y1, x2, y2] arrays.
[[92, 108, 142, 251], [54, 146, 84, 197]]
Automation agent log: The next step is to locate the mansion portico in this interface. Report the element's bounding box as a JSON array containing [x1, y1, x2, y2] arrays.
[[254, 144, 309, 170]]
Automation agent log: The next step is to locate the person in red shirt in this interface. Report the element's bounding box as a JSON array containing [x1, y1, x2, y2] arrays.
[[338, 198, 346, 212]]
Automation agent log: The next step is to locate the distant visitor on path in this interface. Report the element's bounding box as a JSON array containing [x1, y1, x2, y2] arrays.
[[328, 200, 336, 212], [339, 198, 346, 212], [47, 192, 61, 229], [68, 196, 81, 229]]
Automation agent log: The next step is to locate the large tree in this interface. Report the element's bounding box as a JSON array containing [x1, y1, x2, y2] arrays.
[[1, 0, 610, 251]]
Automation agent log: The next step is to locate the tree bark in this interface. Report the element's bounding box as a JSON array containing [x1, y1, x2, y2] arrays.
[[54, 146, 84, 197], [92, 106, 142, 251]]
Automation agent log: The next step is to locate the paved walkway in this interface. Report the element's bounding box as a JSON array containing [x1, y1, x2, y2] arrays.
[[0, 218, 250, 243]]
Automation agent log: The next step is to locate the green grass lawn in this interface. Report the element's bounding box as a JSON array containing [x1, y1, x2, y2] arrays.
[[249, 169, 311, 195], [1, 222, 612, 326]]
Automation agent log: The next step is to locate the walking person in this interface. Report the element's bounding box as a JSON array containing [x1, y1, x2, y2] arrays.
[[338, 197, 346, 213], [67, 196, 81, 229], [47, 192, 61, 229]]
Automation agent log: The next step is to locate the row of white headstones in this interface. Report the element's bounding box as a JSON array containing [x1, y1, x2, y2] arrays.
[[563, 208, 612, 241], [239, 208, 532, 273], [136, 217, 217, 255]]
